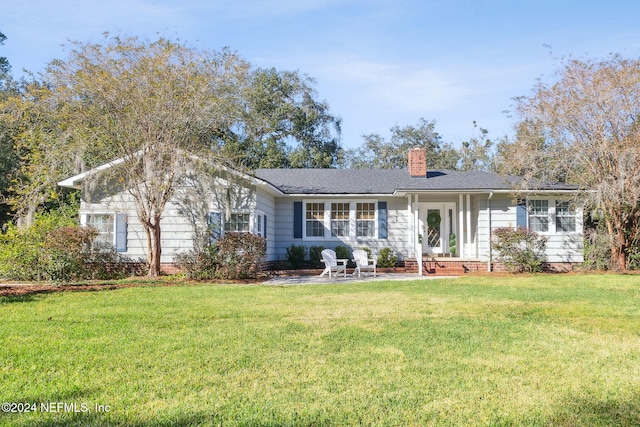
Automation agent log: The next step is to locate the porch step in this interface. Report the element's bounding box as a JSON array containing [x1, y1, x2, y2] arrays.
[[423, 260, 466, 276], [423, 266, 466, 276], [404, 259, 477, 276]]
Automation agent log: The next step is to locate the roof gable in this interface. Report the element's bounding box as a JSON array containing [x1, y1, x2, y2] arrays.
[[57, 154, 285, 197]]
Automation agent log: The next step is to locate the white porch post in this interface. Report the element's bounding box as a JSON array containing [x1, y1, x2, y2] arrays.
[[466, 194, 472, 259], [458, 194, 464, 259], [407, 195, 413, 259], [487, 192, 493, 271], [414, 194, 422, 276]]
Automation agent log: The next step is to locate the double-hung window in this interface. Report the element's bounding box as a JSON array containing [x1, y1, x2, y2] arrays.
[[225, 213, 250, 232], [528, 200, 549, 232], [301, 200, 379, 239], [555, 201, 576, 232], [331, 203, 350, 237], [301, 200, 380, 239], [210, 212, 263, 238], [87, 214, 115, 246], [83, 212, 127, 252], [356, 202, 376, 237], [305, 202, 325, 237], [526, 199, 579, 234]]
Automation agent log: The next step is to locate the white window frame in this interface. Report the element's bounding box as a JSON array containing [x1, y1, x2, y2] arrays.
[[555, 201, 576, 232], [355, 201, 377, 238], [526, 198, 581, 235], [256, 213, 263, 236], [82, 212, 115, 246], [330, 202, 350, 237], [528, 199, 549, 233], [302, 199, 377, 241], [305, 202, 326, 238], [217, 211, 266, 237], [254, 210, 266, 238], [222, 212, 253, 234]]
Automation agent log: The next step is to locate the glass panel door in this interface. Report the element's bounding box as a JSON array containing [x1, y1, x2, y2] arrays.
[[423, 208, 443, 253]]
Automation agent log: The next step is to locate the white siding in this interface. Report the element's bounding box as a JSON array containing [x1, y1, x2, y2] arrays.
[[273, 197, 297, 261], [478, 194, 584, 263], [79, 175, 258, 264], [256, 190, 276, 260], [476, 194, 516, 262]]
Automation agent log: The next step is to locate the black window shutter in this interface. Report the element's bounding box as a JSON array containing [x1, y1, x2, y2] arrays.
[[378, 201, 388, 239], [208, 212, 222, 241], [263, 215, 267, 238], [293, 202, 302, 238]]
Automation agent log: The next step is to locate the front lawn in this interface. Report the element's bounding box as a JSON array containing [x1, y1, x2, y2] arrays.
[[1, 274, 639, 426]]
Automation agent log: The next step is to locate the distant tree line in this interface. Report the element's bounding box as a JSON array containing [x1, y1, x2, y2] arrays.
[[339, 118, 500, 172]]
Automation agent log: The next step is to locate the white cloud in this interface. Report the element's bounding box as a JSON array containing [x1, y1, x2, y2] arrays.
[[312, 56, 470, 114]]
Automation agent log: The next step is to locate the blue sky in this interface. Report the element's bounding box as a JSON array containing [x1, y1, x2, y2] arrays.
[[3, 0, 640, 149]]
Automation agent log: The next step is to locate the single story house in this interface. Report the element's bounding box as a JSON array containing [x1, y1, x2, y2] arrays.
[[58, 148, 584, 274]]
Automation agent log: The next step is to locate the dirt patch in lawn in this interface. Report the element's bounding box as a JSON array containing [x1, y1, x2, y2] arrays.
[[0, 276, 269, 297]]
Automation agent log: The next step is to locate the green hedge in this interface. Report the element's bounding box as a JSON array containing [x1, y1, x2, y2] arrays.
[[0, 208, 140, 283]]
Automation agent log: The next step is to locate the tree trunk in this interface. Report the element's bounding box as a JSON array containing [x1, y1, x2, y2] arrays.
[[609, 242, 628, 272], [144, 224, 153, 275], [615, 227, 628, 272], [607, 217, 628, 272], [148, 219, 162, 277], [16, 203, 38, 228]]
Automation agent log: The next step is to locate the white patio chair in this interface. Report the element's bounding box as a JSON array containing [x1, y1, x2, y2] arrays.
[[352, 249, 377, 278], [320, 249, 347, 278]]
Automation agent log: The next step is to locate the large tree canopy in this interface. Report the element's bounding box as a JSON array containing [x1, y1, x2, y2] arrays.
[[215, 67, 342, 169], [342, 118, 459, 169], [503, 54, 640, 271]]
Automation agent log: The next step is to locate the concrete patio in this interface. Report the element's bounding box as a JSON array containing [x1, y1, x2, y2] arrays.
[[262, 272, 458, 285]]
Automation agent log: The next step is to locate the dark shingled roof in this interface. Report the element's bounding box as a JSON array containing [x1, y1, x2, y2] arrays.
[[253, 169, 578, 194]]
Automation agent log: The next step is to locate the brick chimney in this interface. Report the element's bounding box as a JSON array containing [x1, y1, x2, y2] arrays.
[[408, 147, 427, 177]]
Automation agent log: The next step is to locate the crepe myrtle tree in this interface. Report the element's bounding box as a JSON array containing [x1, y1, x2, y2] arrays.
[[4, 35, 251, 276], [503, 54, 640, 271]]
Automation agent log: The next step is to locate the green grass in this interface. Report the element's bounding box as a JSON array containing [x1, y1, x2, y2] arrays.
[[1, 274, 639, 426]]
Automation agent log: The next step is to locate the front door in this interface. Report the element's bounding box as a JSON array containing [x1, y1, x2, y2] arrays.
[[419, 203, 456, 255]]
